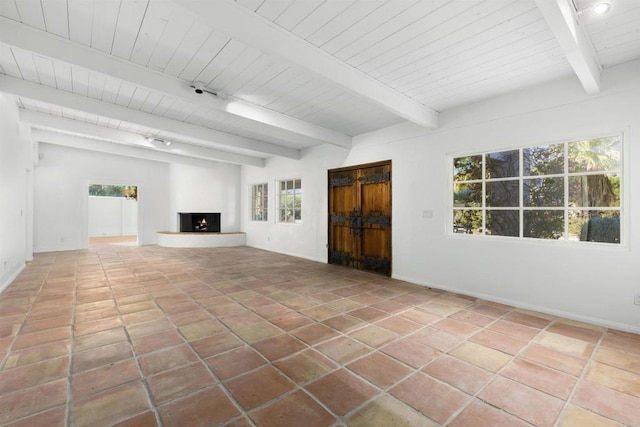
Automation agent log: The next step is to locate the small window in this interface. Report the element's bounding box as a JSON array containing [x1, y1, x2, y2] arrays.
[[251, 183, 268, 221], [278, 179, 301, 224], [452, 135, 622, 244]]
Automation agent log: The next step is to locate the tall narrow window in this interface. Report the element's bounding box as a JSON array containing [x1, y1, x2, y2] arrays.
[[251, 183, 268, 221], [278, 179, 302, 223], [452, 135, 622, 244]]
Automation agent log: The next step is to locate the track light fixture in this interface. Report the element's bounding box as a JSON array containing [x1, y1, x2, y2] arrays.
[[145, 136, 171, 146], [190, 82, 228, 100]]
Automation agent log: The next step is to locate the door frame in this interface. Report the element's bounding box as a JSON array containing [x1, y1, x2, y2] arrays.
[[327, 160, 392, 275]]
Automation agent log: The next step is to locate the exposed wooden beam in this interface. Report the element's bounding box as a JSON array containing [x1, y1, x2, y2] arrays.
[[0, 75, 300, 159], [171, 0, 439, 129], [534, 0, 602, 94], [32, 129, 243, 169], [20, 110, 264, 167], [0, 16, 351, 148]]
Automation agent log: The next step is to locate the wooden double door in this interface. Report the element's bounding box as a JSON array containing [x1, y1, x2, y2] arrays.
[[328, 160, 392, 276]]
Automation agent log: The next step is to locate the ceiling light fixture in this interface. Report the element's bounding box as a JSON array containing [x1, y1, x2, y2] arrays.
[[576, 1, 611, 16], [592, 2, 611, 15]]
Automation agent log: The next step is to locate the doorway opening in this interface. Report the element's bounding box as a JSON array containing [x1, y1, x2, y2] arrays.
[[88, 184, 138, 247]]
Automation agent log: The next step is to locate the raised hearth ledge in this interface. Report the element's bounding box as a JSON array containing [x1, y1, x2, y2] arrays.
[[157, 231, 246, 248]]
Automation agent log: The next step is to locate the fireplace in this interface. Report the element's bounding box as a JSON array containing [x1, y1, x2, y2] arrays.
[[178, 212, 221, 233]]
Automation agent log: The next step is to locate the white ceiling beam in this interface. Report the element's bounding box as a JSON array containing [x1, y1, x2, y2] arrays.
[[0, 75, 300, 159], [171, 0, 439, 129], [534, 0, 602, 94], [20, 110, 264, 167], [0, 16, 351, 148], [32, 129, 242, 169]]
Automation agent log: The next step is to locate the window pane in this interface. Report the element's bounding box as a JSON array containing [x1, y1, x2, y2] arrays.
[[524, 177, 563, 207], [523, 143, 564, 176], [523, 210, 564, 239], [453, 183, 482, 207], [454, 155, 482, 181], [568, 136, 621, 173], [277, 179, 301, 223], [569, 174, 620, 207], [251, 183, 268, 222], [453, 135, 622, 244], [486, 180, 519, 207], [486, 210, 519, 236], [486, 150, 519, 179], [453, 210, 482, 234], [569, 210, 620, 243]]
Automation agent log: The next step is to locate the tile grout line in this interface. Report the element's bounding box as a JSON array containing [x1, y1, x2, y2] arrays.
[[434, 308, 509, 426], [163, 274, 258, 427], [552, 326, 608, 427], [65, 253, 80, 427], [112, 256, 165, 427]]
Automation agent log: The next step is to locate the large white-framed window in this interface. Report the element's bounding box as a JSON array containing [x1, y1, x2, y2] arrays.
[[452, 134, 623, 244], [250, 183, 268, 221], [278, 178, 301, 224]]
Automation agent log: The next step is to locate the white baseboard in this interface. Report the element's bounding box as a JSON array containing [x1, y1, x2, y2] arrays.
[[393, 274, 640, 335], [0, 263, 26, 294], [33, 246, 78, 253], [245, 245, 325, 264]]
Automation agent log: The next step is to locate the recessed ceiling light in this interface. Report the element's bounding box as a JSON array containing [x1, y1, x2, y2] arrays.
[[593, 2, 611, 15]]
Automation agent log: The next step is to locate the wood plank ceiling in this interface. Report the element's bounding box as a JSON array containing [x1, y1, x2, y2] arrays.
[[0, 0, 639, 166]]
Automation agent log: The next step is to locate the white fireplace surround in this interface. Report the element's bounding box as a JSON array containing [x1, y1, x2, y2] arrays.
[[156, 231, 246, 248]]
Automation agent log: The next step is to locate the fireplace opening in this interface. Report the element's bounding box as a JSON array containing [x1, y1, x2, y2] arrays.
[[178, 212, 221, 233]]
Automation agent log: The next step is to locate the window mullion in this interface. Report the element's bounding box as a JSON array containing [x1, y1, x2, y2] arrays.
[[564, 142, 569, 241], [482, 154, 486, 235], [519, 148, 523, 238]]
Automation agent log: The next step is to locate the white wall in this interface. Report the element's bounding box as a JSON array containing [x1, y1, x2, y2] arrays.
[[168, 162, 241, 232], [241, 144, 349, 262], [34, 143, 170, 251], [0, 93, 34, 291], [240, 60, 640, 332], [33, 143, 242, 252], [343, 60, 640, 333], [88, 196, 138, 237]]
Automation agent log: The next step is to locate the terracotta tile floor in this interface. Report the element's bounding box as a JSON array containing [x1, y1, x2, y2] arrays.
[[1, 246, 639, 426]]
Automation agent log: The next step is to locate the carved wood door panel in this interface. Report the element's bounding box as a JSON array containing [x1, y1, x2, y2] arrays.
[[328, 161, 391, 276]]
